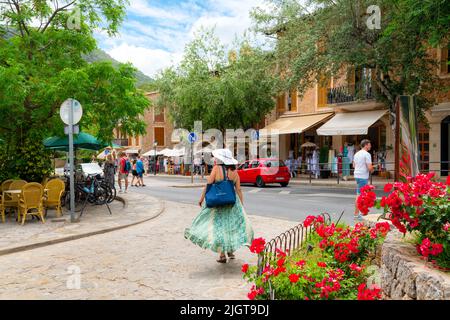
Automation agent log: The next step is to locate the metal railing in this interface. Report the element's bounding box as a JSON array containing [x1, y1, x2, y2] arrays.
[[257, 212, 332, 277], [298, 160, 450, 185], [327, 82, 375, 104]]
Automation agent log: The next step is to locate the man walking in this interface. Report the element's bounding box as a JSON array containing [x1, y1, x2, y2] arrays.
[[118, 152, 130, 193], [353, 139, 374, 220]]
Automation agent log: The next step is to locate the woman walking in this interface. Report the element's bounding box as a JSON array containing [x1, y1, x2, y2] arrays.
[[185, 149, 254, 263], [130, 159, 142, 187]]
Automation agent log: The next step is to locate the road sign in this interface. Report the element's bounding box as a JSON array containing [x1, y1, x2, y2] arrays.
[[60, 99, 83, 125], [188, 132, 198, 144]]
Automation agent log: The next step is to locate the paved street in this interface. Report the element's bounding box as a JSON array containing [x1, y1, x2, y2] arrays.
[[134, 175, 384, 225], [0, 175, 384, 299], [0, 199, 294, 300]]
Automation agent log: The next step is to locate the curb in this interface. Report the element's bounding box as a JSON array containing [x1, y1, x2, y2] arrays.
[[0, 199, 165, 257], [171, 184, 204, 188]]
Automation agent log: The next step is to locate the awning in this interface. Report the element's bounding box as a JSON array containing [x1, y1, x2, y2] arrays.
[[125, 148, 140, 154], [317, 110, 388, 136], [260, 113, 333, 136]]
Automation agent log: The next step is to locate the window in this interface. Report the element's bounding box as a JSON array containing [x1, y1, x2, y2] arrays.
[[264, 160, 285, 168], [287, 90, 297, 112], [441, 45, 450, 75], [154, 110, 165, 123], [154, 127, 165, 147], [277, 93, 286, 112], [318, 76, 331, 107], [251, 161, 260, 168], [419, 125, 430, 172]]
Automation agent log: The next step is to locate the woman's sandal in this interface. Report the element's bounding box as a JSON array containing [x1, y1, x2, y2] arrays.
[[217, 255, 227, 263], [227, 252, 236, 260]]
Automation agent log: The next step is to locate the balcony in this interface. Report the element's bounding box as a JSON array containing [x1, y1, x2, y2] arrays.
[[327, 82, 376, 105], [113, 139, 129, 147]]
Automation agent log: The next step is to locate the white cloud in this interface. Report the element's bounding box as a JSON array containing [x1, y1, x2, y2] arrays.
[[99, 0, 270, 77], [108, 43, 183, 77]]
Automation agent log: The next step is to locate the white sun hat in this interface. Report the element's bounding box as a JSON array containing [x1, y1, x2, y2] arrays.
[[212, 148, 238, 165]]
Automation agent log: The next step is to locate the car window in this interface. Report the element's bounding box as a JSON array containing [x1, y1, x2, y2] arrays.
[[239, 162, 250, 170], [251, 161, 260, 168], [264, 160, 285, 167]]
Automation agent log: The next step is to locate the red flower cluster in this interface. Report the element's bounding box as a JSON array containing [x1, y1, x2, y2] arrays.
[[241, 264, 249, 273], [247, 286, 264, 300], [289, 274, 300, 283], [443, 222, 450, 232], [357, 185, 377, 215], [357, 284, 382, 300], [303, 215, 325, 227], [315, 270, 343, 299], [250, 238, 266, 254], [416, 238, 444, 258]]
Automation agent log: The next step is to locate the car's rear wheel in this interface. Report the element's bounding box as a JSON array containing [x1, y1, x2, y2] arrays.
[[256, 176, 265, 188], [280, 182, 289, 187]]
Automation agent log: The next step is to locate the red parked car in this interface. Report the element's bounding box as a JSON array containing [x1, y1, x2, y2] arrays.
[[237, 159, 291, 188]]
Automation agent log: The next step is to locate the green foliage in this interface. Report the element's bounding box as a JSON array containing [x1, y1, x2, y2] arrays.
[[251, 0, 450, 116], [155, 29, 280, 131], [0, 1, 148, 181]]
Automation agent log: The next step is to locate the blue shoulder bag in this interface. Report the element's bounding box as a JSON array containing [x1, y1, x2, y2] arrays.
[[205, 166, 236, 208]]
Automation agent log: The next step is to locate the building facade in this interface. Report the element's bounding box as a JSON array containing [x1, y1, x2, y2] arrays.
[[263, 45, 450, 177], [113, 91, 175, 155]]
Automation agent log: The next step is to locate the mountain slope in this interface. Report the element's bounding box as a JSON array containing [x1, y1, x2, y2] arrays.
[[84, 49, 153, 88]]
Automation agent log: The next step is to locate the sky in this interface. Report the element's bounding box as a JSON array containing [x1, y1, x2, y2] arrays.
[[95, 0, 270, 78]]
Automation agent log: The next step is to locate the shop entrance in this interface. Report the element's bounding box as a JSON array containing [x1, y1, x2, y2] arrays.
[[441, 116, 450, 176]]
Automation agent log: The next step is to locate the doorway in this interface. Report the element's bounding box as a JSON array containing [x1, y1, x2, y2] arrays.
[[441, 116, 450, 176]]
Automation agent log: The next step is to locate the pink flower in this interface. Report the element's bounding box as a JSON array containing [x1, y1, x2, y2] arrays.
[[296, 260, 306, 268], [443, 222, 450, 232]]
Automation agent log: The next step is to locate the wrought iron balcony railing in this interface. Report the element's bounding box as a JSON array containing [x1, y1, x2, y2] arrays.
[[113, 139, 129, 147], [327, 82, 375, 104]]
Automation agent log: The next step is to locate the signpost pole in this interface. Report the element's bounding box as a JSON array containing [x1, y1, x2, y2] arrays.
[[191, 142, 194, 184], [69, 99, 76, 223]]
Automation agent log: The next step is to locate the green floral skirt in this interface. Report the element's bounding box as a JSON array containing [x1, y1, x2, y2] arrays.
[[185, 197, 254, 253]]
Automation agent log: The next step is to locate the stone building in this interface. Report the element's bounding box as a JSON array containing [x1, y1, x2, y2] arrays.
[[261, 45, 450, 177], [113, 91, 175, 155]]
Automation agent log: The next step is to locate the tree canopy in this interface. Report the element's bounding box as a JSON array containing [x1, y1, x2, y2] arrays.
[[0, 0, 149, 181], [155, 29, 280, 132], [251, 0, 450, 117]]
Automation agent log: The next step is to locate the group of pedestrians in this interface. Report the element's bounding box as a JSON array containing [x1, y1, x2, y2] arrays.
[[117, 152, 146, 193]]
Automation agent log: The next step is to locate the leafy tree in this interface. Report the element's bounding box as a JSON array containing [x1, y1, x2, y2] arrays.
[[155, 29, 279, 131], [251, 0, 450, 119], [0, 0, 149, 181]]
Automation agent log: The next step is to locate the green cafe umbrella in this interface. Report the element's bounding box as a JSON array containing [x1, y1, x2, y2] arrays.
[[43, 133, 109, 152]]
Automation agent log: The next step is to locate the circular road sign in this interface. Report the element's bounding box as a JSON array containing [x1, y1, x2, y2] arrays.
[[188, 132, 198, 144], [60, 99, 83, 125]]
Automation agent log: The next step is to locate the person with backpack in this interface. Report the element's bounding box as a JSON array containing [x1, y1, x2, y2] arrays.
[[118, 152, 130, 193], [185, 149, 254, 264]]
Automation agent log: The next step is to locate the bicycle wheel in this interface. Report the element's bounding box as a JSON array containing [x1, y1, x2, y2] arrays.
[[103, 184, 116, 204], [94, 185, 108, 205], [64, 189, 84, 213]]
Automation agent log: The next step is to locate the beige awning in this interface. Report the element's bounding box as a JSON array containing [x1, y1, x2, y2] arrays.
[[260, 113, 333, 136], [317, 110, 388, 136]]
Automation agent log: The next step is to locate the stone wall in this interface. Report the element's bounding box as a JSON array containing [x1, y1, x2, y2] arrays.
[[381, 232, 450, 300]]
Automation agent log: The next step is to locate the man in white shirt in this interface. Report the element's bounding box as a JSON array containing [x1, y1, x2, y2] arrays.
[[353, 139, 374, 220]]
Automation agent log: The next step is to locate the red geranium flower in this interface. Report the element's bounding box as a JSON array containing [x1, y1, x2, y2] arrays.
[[317, 262, 327, 268], [303, 215, 316, 227], [384, 183, 394, 193], [289, 274, 300, 283], [357, 283, 382, 300], [241, 264, 249, 273], [296, 260, 306, 268], [250, 238, 266, 254]]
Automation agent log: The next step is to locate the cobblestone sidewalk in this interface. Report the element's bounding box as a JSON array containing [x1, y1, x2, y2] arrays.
[[0, 200, 296, 300], [0, 193, 163, 256]]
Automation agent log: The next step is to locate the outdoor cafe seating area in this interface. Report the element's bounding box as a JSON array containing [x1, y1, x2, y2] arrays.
[[0, 178, 65, 225]]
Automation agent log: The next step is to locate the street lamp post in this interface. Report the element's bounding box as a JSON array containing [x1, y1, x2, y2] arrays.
[[154, 141, 157, 176]]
